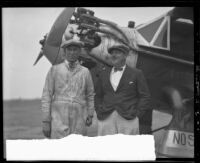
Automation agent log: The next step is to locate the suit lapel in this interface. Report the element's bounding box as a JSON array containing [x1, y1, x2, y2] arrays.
[[105, 67, 115, 92], [116, 65, 130, 92]]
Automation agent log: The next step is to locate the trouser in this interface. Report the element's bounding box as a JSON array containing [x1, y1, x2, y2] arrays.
[[97, 110, 139, 136], [50, 101, 86, 139]]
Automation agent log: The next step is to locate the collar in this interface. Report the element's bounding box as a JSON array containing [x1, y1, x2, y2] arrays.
[[64, 60, 80, 71], [112, 64, 126, 73]]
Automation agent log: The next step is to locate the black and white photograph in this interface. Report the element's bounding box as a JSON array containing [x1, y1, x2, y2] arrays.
[[3, 7, 194, 160]]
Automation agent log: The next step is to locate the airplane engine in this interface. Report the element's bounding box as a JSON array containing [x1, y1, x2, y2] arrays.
[[58, 7, 140, 69]]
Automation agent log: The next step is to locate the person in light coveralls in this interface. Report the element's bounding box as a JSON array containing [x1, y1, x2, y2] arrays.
[[41, 38, 95, 139]]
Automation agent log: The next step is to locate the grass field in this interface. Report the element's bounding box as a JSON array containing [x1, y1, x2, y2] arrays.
[[3, 99, 172, 152], [3, 99, 100, 139]]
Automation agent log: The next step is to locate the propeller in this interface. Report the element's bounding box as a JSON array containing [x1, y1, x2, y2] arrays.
[[33, 34, 48, 66], [34, 8, 75, 65]]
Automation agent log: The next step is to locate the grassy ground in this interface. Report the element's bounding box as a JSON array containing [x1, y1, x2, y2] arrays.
[[3, 99, 172, 153], [3, 99, 99, 139]]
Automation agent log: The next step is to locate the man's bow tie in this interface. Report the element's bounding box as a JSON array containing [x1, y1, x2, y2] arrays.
[[114, 67, 123, 72]]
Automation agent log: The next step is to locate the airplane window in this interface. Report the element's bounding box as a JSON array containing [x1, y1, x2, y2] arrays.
[[138, 17, 164, 42], [153, 21, 168, 48]]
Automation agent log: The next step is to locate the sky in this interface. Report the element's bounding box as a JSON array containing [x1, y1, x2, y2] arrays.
[[3, 7, 174, 100]]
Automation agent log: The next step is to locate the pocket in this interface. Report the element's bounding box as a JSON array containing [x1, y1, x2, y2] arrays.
[[57, 82, 64, 89], [128, 79, 136, 86], [128, 81, 134, 85]]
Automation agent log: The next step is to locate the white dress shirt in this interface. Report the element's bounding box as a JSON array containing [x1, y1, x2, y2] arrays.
[[110, 65, 126, 91]]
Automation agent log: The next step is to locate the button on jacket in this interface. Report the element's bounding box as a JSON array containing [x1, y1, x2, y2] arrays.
[[41, 61, 95, 138]]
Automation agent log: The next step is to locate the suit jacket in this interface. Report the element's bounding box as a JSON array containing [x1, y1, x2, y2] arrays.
[[95, 65, 151, 120]]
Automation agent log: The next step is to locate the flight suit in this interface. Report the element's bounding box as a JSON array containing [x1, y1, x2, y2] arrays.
[[41, 61, 95, 138]]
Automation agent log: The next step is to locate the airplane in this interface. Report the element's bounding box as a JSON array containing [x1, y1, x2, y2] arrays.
[[34, 7, 194, 158]]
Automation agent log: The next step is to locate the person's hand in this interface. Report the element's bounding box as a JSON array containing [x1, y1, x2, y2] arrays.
[[85, 115, 93, 127], [42, 121, 51, 138]]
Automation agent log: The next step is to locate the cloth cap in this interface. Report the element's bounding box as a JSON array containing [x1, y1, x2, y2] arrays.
[[108, 44, 130, 55], [61, 39, 84, 49]]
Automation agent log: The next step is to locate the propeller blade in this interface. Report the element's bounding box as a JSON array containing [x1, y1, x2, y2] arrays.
[[46, 7, 75, 47], [33, 51, 44, 66], [43, 7, 75, 65]]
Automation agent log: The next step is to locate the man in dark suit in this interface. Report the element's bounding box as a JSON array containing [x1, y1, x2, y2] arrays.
[[95, 43, 151, 135]]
